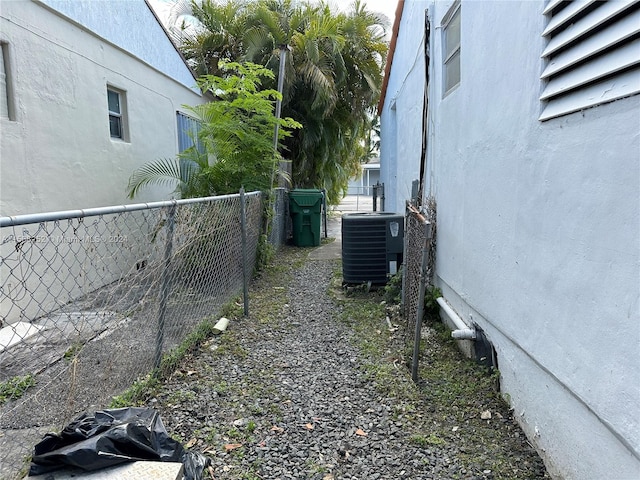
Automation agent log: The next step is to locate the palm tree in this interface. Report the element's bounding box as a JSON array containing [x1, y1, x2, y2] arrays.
[[179, 0, 251, 76], [279, 1, 388, 202], [169, 0, 389, 203]]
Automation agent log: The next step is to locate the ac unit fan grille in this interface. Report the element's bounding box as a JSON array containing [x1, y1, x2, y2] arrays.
[[341, 213, 403, 284]]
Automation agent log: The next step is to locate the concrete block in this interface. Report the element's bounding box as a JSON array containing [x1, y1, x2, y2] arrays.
[[27, 461, 183, 480], [0, 322, 44, 352]]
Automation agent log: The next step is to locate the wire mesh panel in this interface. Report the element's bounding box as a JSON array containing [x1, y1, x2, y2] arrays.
[[403, 208, 427, 340], [0, 192, 263, 478], [402, 200, 436, 381], [268, 188, 287, 249]]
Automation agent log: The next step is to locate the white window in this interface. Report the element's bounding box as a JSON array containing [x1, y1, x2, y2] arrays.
[[442, 1, 461, 96], [0, 42, 13, 120], [107, 87, 128, 140], [539, 0, 640, 121]]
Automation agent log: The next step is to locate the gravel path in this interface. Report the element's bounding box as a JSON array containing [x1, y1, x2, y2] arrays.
[[145, 242, 549, 480]]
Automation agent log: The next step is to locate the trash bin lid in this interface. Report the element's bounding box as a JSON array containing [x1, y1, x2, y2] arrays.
[[290, 189, 323, 207]]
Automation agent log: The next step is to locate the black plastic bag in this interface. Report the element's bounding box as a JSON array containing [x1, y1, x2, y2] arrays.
[[29, 407, 209, 480]]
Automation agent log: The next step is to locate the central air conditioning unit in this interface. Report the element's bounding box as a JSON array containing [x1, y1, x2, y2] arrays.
[[342, 212, 404, 284]]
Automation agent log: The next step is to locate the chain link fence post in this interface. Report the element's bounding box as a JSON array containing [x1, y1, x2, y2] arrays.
[[154, 203, 176, 371], [373, 183, 378, 212], [240, 188, 249, 317]]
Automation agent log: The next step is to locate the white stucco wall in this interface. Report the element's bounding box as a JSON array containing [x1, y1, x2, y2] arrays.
[[39, 0, 198, 93], [379, 0, 428, 214], [380, 1, 640, 479], [0, 0, 205, 216]]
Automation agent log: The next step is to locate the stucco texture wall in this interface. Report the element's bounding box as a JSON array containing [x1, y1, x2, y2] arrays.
[[0, 0, 205, 216], [379, 0, 428, 214], [40, 0, 198, 93], [381, 1, 640, 479]]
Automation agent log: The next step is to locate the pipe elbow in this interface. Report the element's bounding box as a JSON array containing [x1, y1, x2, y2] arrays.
[[451, 328, 476, 340], [436, 296, 477, 340]]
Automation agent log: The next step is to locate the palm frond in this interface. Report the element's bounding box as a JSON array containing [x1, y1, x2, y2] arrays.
[[127, 157, 202, 199]]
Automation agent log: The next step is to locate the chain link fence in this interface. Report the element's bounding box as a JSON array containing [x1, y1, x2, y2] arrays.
[[402, 198, 436, 382], [0, 191, 267, 478], [268, 188, 288, 248]]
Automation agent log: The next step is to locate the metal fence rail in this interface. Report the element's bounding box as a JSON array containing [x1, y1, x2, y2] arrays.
[[0, 192, 264, 478], [339, 183, 384, 212], [402, 200, 435, 382]]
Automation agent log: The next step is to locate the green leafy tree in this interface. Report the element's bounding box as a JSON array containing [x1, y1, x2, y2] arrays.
[[181, 0, 251, 76], [170, 0, 389, 204], [127, 61, 300, 199]]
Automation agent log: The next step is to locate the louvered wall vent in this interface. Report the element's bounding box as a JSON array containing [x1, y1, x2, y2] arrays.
[[539, 0, 640, 121]]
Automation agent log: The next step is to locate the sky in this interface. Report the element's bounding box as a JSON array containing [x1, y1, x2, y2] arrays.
[[149, 0, 400, 37], [360, 0, 399, 27], [326, 0, 399, 25]]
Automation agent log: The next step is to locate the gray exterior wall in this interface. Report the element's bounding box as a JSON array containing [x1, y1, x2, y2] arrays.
[[379, 1, 640, 479], [0, 0, 205, 215]]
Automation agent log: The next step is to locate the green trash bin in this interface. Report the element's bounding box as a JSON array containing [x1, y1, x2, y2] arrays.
[[289, 189, 323, 247]]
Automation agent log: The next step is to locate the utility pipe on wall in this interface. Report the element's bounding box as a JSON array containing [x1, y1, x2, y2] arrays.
[[436, 297, 476, 340]]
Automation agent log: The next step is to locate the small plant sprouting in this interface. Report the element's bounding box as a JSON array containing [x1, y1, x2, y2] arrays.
[[384, 268, 403, 304], [0, 374, 36, 405], [409, 433, 446, 447], [63, 342, 82, 361], [424, 285, 442, 319]]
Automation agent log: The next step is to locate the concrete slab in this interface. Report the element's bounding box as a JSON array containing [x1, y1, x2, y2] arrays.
[[308, 215, 342, 261], [37, 311, 122, 337], [308, 238, 341, 260], [27, 461, 183, 480], [0, 426, 54, 480], [0, 322, 44, 352], [333, 195, 374, 212]]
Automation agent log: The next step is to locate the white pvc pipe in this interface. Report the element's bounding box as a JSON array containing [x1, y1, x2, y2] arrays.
[[213, 317, 230, 335], [436, 297, 476, 340]]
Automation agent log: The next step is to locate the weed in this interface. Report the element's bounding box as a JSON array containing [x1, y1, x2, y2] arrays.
[[255, 234, 275, 273], [167, 389, 196, 404], [110, 374, 159, 407], [226, 427, 242, 440], [306, 458, 327, 474], [214, 331, 248, 359], [0, 374, 35, 405], [424, 285, 442, 319], [409, 434, 429, 446], [410, 433, 446, 446], [425, 433, 446, 445], [204, 427, 219, 443], [158, 317, 217, 378], [212, 380, 230, 395], [327, 264, 543, 478], [63, 342, 83, 361], [17, 455, 32, 480], [220, 297, 244, 319], [248, 404, 265, 416], [384, 268, 403, 304], [242, 468, 261, 480]]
